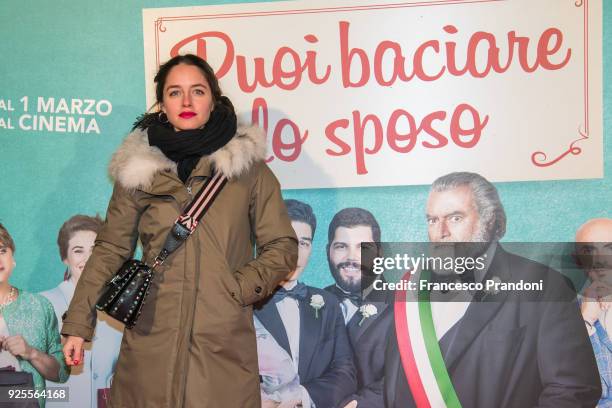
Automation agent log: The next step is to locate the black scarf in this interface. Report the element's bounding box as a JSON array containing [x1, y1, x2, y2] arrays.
[[141, 96, 237, 183]]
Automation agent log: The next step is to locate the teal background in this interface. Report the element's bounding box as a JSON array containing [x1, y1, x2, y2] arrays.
[[0, 0, 609, 292]]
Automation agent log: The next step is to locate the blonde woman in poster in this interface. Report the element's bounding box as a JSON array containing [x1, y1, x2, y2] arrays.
[[60, 54, 297, 408], [41, 215, 123, 408]]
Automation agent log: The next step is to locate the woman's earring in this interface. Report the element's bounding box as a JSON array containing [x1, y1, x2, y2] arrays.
[[158, 111, 169, 124], [12, 261, 16, 267]]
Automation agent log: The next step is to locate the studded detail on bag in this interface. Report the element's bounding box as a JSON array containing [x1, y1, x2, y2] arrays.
[[96, 260, 154, 329]]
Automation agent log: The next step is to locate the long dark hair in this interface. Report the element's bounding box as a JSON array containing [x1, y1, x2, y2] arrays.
[[133, 54, 232, 130]]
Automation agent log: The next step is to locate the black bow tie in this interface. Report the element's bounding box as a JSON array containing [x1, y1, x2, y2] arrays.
[[272, 283, 308, 303], [330, 285, 362, 306]]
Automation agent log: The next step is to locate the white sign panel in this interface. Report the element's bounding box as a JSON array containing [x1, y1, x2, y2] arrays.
[[143, 0, 602, 189]]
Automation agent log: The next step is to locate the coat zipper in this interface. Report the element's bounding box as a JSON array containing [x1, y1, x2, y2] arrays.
[[180, 180, 203, 407], [163, 182, 192, 407], [179, 234, 201, 407], [186, 174, 207, 197], [186, 174, 199, 197], [159, 174, 201, 406]]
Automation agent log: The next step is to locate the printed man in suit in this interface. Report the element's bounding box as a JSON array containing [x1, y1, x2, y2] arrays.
[[385, 172, 601, 408], [324, 208, 394, 408], [255, 199, 356, 408]]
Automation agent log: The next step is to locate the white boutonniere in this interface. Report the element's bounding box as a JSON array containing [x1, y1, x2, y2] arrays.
[[310, 294, 325, 319], [358, 304, 378, 326], [483, 276, 502, 299], [486, 276, 502, 295]]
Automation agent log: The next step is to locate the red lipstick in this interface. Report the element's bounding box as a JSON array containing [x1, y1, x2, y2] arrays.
[[179, 111, 196, 119]]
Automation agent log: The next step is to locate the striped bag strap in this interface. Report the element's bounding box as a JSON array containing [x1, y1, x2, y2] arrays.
[[152, 171, 228, 269]]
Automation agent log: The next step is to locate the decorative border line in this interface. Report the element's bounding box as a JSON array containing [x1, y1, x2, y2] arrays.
[[531, 0, 590, 167]]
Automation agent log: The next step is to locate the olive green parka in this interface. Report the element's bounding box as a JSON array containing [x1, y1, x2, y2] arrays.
[[61, 125, 298, 408]]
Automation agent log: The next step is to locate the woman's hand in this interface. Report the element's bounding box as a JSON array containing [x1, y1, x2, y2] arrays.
[[1, 335, 61, 381], [0, 335, 34, 359], [63, 335, 85, 366]]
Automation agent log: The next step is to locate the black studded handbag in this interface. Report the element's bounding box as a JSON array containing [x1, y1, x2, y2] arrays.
[[96, 172, 227, 329]]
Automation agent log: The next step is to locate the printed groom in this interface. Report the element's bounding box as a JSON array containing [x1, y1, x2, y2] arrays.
[[254, 199, 356, 408], [325, 208, 394, 408]]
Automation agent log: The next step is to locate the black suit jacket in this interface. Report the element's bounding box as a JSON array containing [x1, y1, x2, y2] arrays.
[[325, 284, 394, 408], [254, 286, 356, 408], [385, 246, 601, 408]]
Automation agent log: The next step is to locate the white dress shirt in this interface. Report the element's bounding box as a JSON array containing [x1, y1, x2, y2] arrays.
[[331, 284, 360, 324], [340, 298, 359, 324], [276, 280, 314, 408], [276, 281, 301, 370], [430, 244, 497, 340]]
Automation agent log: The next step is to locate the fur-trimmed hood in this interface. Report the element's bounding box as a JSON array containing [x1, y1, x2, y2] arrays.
[[109, 125, 267, 190]]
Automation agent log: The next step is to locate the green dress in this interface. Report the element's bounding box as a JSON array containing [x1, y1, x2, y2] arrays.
[[3, 290, 69, 407]]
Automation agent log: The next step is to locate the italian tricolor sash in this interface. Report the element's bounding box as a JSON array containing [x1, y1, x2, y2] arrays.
[[394, 271, 462, 408]]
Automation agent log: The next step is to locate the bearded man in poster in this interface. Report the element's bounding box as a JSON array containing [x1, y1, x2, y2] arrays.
[[385, 172, 601, 408], [324, 208, 394, 408]]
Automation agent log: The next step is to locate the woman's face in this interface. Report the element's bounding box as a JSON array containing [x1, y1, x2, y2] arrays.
[[161, 64, 215, 131], [63, 230, 96, 282], [0, 244, 15, 284]]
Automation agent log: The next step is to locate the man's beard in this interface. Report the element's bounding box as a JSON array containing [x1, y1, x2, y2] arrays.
[[464, 224, 492, 257], [329, 259, 363, 294], [431, 222, 492, 273]]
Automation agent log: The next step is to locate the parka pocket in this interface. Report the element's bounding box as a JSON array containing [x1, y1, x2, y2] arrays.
[[219, 261, 244, 306]]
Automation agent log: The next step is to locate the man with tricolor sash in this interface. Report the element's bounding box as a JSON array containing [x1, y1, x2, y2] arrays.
[[384, 172, 601, 408]]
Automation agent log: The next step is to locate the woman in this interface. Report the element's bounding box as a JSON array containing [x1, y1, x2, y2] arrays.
[[0, 223, 69, 407], [41, 215, 123, 408], [61, 54, 298, 408]]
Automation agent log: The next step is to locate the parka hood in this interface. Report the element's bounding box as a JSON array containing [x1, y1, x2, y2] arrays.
[[109, 125, 267, 190]]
